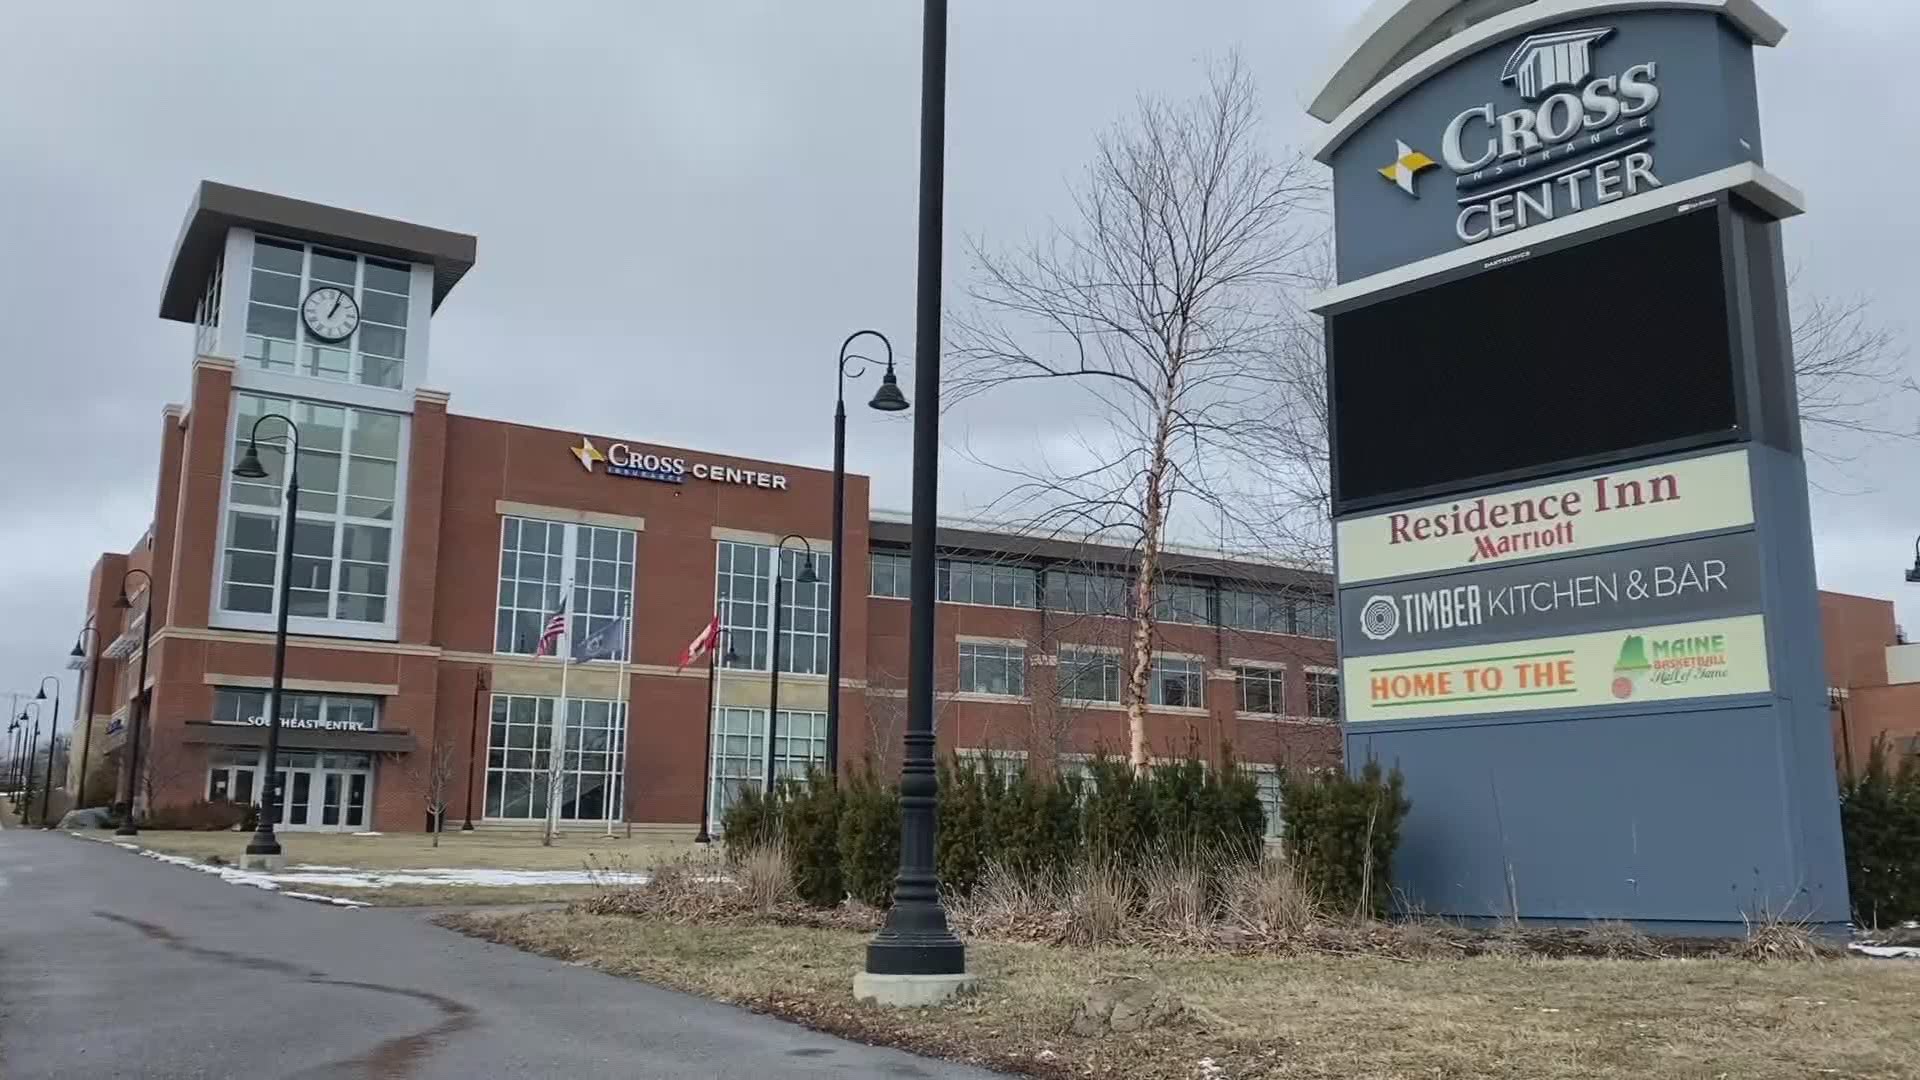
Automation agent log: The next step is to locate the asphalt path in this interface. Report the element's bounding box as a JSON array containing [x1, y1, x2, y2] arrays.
[[0, 826, 1000, 1079]]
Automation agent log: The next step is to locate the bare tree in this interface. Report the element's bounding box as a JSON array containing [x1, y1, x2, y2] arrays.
[[390, 734, 458, 847], [139, 740, 202, 817], [948, 55, 1321, 769], [1788, 283, 1918, 465]]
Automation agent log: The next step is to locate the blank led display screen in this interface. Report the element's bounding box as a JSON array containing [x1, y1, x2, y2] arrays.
[[1329, 208, 1738, 509]]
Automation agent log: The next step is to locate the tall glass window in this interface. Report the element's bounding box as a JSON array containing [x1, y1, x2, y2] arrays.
[[221, 392, 400, 624], [714, 541, 832, 675], [1307, 670, 1341, 720], [1045, 569, 1131, 616], [484, 694, 627, 822], [939, 559, 1037, 608], [1221, 587, 1336, 639], [1235, 665, 1286, 715], [494, 517, 635, 657], [1057, 648, 1121, 703], [1149, 655, 1206, 708], [708, 708, 827, 826], [246, 236, 413, 389], [957, 642, 1026, 697], [870, 551, 911, 598], [1152, 580, 1211, 625]]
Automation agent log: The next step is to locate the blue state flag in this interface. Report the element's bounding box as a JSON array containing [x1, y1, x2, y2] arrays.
[[571, 616, 629, 663]]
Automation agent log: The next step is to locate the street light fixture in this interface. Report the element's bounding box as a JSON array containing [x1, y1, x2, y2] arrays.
[[1906, 535, 1919, 584], [70, 623, 102, 813], [861, 0, 969, 994], [764, 535, 818, 794], [829, 330, 910, 779], [114, 567, 155, 836], [231, 412, 302, 864], [18, 703, 40, 824], [7, 716, 21, 806], [33, 676, 61, 827]]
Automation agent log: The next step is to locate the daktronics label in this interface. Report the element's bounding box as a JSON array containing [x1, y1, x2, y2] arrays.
[[1340, 532, 1762, 656], [1342, 613, 1771, 722], [1336, 449, 1752, 584]]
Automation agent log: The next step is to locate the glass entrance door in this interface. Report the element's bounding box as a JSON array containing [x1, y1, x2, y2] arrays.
[[269, 752, 372, 832]]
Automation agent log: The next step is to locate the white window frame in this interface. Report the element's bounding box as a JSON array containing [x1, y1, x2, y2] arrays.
[[1147, 653, 1208, 711], [492, 516, 637, 660], [1233, 663, 1289, 719], [707, 707, 829, 830], [714, 540, 834, 676], [1305, 666, 1342, 722], [483, 692, 628, 824], [870, 550, 911, 599], [1057, 646, 1123, 704], [956, 640, 1028, 698], [209, 391, 410, 642], [242, 234, 418, 392]]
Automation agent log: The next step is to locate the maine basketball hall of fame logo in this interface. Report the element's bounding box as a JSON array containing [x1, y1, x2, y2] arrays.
[[1379, 24, 1664, 245]]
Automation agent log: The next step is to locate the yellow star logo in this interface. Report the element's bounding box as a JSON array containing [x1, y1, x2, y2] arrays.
[[571, 437, 605, 472], [1380, 140, 1438, 197]]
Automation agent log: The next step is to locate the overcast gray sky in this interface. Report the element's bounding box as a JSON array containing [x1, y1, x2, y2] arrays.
[[1, 1, 1914, 710]]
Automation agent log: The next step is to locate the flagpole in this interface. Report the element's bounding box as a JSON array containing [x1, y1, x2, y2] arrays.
[[696, 627, 720, 844], [608, 594, 629, 839]]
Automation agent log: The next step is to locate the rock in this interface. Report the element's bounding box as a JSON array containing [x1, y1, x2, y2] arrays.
[[58, 808, 113, 830], [1070, 979, 1186, 1036]]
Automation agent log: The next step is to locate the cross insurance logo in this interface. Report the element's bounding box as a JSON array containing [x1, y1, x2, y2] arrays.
[[1377, 25, 1665, 244]]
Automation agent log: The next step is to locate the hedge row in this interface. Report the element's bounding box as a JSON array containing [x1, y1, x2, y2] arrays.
[[721, 752, 1410, 911], [1841, 737, 1920, 927]]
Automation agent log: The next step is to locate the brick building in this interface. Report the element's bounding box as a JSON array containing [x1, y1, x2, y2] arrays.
[[1820, 590, 1920, 774], [65, 182, 1340, 836]]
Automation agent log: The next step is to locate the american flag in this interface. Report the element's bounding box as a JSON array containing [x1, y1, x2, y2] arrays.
[[533, 607, 567, 658]]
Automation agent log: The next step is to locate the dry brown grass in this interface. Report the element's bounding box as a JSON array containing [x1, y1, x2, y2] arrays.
[[287, 883, 598, 908], [443, 908, 1920, 1080], [102, 828, 710, 872]]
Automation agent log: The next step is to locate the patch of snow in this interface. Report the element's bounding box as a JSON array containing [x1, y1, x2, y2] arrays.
[[131, 849, 370, 908], [1850, 944, 1920, 959]]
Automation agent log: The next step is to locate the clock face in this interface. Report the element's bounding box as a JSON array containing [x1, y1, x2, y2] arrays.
[[301, 286, 361, 343]]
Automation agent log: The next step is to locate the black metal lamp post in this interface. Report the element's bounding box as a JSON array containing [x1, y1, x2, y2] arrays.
[[863, 0, 968, 984], [830, 331, 910, 778], [71, 624, 101, 812], [463, 669, 489, 830], [33, 677, 61, 827], [231, 413, 302, 860], [18, 704, 40, 823], [763, 535, 818, 794], [114, 568, 155, 836], [6, 717, 18, 803], [1906, 536, 1919, 584]]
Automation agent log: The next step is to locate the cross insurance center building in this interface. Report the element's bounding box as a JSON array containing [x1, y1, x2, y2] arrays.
[[75, 182, 1341, 835]]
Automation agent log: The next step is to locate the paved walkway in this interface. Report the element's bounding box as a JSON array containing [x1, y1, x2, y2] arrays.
[[0, 827, 999, 1079]]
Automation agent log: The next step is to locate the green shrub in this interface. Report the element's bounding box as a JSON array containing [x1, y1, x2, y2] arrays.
[[720, 782, 784, 863], [936, 755, 990, 896], [1840, 737, 1920, 927], [1279, 759, 1410, 918], [990, 765, 1081, 876], [1081, 754, 1156, 862], [781, 770, 844, 906], [838, 765, 901, 907]]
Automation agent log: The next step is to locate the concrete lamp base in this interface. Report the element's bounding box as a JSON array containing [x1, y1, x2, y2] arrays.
[[853, 971, 980, 1008], [239, 852, 287, 873]]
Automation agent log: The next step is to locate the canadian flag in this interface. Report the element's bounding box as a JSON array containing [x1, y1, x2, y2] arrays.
[[677, 615, 722, 670]]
